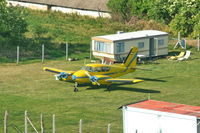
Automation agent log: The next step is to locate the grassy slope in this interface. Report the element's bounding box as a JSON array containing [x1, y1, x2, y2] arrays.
[[23, 10, 135, 61], [0, 47, 200, 132], [1, 9, 168, 62]]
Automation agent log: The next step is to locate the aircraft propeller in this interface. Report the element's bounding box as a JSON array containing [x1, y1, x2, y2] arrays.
[[85, 72, 100, 86], [54, 72, 70, 80]]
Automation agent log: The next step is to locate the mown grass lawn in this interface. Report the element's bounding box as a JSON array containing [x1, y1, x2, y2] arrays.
[[0, 47, 200, 132]]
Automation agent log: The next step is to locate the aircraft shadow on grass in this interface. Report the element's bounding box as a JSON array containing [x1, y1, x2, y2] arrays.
[[134, 77, 168, 82], [85, 84, 161, 93], [84, 76, 173, 93], [77, 76, 172, 93]]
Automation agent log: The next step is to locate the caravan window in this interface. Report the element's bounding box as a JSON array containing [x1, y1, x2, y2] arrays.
[[102, 67, 110, 72], [81, 66, 93, 72], [138, 42, 144, 49], [95, 41, 111, 53], [116, 42, 125, 53], [96, 41, 105, 52], [158, 39, 164, 46]]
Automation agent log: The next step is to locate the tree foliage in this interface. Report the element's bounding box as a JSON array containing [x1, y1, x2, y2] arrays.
[[0, 0, 27, 46], [107, 0, 153, 22], [107, 0, 200, 37]]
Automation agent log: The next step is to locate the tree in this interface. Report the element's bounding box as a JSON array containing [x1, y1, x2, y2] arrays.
[[0, 0, 27, 46], [107, 0, 132, 22], [107, 0, 153, 22]]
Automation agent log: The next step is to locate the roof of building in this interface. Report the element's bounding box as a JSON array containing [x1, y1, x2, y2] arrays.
[[15, 0, 109, 11], [126, 100, 200, 118], [92, 30, 168, 42]]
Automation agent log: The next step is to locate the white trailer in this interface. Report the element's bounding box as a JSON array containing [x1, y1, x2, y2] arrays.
[[122, 100, 200, 133], [92, 30, 168, 62]]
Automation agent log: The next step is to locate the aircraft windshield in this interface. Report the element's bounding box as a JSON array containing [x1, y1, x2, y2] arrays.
[[81, 66, 110, 72]]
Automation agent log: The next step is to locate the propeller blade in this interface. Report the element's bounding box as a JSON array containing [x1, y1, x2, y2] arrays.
[[95, 81, 100, 86], [85, 71, 92, 78], [54, 75, 59, 80], [85, 71, 100, 86]]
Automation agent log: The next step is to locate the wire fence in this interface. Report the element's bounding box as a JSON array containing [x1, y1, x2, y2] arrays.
[[0, 43, 91, 64], [2, 110, 113, 133], [0, 37, 199, 64]]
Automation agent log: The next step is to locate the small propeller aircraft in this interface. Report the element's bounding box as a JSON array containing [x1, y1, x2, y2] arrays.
[[43, 47, 144, 92]]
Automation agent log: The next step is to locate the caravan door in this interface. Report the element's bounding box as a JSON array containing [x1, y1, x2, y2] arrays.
[[149, 38, 155, 57]]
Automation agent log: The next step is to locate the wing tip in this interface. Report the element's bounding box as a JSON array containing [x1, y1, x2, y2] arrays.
[[133, 79, 144, 83]]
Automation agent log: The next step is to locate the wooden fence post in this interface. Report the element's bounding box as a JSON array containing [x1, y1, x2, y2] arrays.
[[4, 110, 8, 133], [42, 44, 44, 63], [107, 124, 111, 133], [53, 114, 55, 133], [25, 111, 28, 133], [79, 119, 82, 133], [17, 46, 19, 64], [66, 43, 68, 61], [41, 114, 44, 133]]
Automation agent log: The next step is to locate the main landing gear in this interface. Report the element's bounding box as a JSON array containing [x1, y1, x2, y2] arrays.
[[107, 85, 111, 92], [74, 82, 79, 92]]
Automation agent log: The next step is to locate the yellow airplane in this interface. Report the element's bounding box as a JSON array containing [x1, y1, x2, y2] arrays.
[[43, 47, 143, 92]]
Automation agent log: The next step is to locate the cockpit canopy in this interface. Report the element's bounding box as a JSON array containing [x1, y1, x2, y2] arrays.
[[81, 66, 110, 72]]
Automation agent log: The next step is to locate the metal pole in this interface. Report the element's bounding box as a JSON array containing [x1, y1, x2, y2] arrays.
[[148, 93, 151, 100], [17, 46, 19, 64], [198, 34, 199, 51], [66, 43, 68, 61], [79, 119, 82, 133], [53, 114, 55, 133], [41, 114, 44, 133], [90, 42, 92, 60], [178, 32, 180, 42], [174, 32, 181, 49], [42, 44, 44, 63], [107, 124, 111, 133], [4, 110, 8, 133], [25, 111, 28, 133]]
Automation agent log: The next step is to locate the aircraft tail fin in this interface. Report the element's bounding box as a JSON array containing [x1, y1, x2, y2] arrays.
[[122, 47, 138, 68]]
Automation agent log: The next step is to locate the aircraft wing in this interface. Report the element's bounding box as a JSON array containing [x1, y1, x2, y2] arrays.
[[106, 78, 144, 84], [43, 67, 75, 74], [89, 74, 144, 85]]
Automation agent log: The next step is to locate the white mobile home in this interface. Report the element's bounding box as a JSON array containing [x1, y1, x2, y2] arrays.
[[122, 100, 200, 133], [92, 30, 168, 61]]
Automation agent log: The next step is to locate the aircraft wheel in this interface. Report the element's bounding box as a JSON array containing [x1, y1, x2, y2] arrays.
[[74, 82, 79, 92], [74, 87, 78, 92], [107, 85, 111, 92]]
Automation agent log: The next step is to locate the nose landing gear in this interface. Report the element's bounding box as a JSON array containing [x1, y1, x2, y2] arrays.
[[74, 82, 79, 92]]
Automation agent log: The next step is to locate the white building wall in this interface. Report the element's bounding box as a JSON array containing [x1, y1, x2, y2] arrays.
[[123, 38, 149, 56], [156, 36, 168, 56], [51, 6, 111, 18], [7, 1, 48, 10], [7, 1, 111, 18], [123, 107, 197, 133]]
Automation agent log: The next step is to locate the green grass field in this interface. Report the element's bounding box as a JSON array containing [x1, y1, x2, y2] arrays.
[[0, 47, 200, 132]]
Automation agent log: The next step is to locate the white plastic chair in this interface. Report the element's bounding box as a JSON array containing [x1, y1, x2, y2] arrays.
[[177, 50, 191, 61]]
